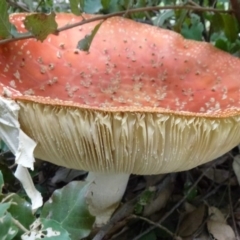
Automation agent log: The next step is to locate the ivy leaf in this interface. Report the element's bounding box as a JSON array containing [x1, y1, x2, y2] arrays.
[[41, 181, 95, 239], [24, 12, 58, 42], [0, 1, 11, 38], [77, 21, 103, 51]]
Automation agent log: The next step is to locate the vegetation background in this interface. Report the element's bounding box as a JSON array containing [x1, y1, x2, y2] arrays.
[[1, 0, 240, 239]]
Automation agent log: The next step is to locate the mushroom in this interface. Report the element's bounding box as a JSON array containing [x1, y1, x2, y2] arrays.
[[1, 13, 240, 225]]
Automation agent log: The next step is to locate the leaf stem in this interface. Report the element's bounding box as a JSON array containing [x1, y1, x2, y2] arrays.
[[11, 217, 29, 233]]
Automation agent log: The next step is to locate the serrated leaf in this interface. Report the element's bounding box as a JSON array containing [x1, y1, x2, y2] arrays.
[[77, 21, 103, 51], [24, 12, 58, 42], [41, 181, 95, 240], [0, 170, 3, 192], [0, 212, 18, 240], [69, 0, 82, 15], [21, 218, 71, 240], [0, 1, 11, 38]]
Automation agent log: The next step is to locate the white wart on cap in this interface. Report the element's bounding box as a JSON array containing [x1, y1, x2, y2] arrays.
[[1, 13, 240, 225]]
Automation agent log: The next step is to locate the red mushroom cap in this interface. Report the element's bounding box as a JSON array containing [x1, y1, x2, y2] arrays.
[[1, 13, 240, 174], [1, 13, 240, 117]]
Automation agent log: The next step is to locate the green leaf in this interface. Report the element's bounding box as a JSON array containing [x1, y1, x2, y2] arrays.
[[24, 12, 58, 42], [77, 21, 103, 51], [0, 193, 34, 233], [69, 0, 82, 15], [184, 181, 198, 201], [174, 9, 189, 32], [0, 212, 18, 240], [211, 13, 224, 32], [41, 218, 71, 239], [215, 38, 229, 52], [82, 0, 103, 13], [0, 0, 11, 38], [181, 14, 204, 41], [135, 188, 155, 214], [41, 181, 95, 240], [101, 0, 111, 10], [108, 0, 124, 12], [139, 230, 157, 240], [0, 162, 16, 190], [21, 0, 34, 11], [153, 10, 175, 27], [0, 170, 3, 192], [222, 14, 239, 42], [21, 218, 71, 240], [0, 202, 11, 217], [0, 140, 9, 151]]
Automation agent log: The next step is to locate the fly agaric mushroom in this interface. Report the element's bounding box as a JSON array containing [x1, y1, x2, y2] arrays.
[[1, 13, 240, 225]]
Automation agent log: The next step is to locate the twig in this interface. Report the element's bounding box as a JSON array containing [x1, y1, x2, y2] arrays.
[[230, 0, 240, 24], [6, 0, 30, 12], [1, 193, 15, 203], [133, 166, 211, 240], [228, 173, 239, 239], [35, 0, 45, 12], [0, 5, 233, 45], [131, 214, 178, 238], [194, 172, 235, 205], [92, 174, 174, 240], [12, 217, 29, 233], [92, 195, 138, 240], [187, 0, 201, 7]]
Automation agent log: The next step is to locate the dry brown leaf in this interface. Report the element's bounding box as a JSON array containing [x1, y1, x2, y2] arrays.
[[208, 206, 226, 223], [184, 202, 197, 213], [234, 207, 240, 228], [233, 154, 240, 185], [144, 174, 166, 187], [207, 207, 235, 240], [51, 167, 86, 184], [143, 181, 173, 216], [207, 220, 235, 240], [203, 168, 230, 183], [193, 231, 210, 240], [178, 204, 206, 237]]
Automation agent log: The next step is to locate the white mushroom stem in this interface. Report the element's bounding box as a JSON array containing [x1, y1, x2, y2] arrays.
[[85, 172, 130, 226]]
